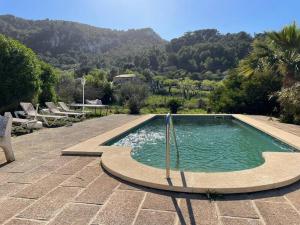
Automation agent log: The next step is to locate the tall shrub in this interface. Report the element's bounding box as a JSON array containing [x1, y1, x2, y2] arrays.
[[39, 61, 58, 105], [0, 35, 41, 113], [118, 82, 149, 114]]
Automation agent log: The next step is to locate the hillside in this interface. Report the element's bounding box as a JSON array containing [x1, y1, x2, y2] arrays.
[[0, 15, 166, 69], [0, 15, 253, 78]]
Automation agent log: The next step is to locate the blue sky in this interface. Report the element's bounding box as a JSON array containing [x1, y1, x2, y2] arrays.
[[0, 0, 299, 40]]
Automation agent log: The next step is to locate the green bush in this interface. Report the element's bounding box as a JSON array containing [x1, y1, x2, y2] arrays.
[[39, 61, 58, 105], [277, 83, 300, 124], [118, 83, 149, 114], [167, 98, 182, 114], [209, 70, 281, 114], [0, 34, 41, 113], [56, 70, 76, 103]]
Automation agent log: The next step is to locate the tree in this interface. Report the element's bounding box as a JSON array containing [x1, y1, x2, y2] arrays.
[[276, 83, 300, 124], [0, 34, 41, 113], [163, 79, 178, 95], [239, 23, 300, 88], [118, 82, 149, 114], [39, 61, 58, 105], [210, 70, 282, 114]]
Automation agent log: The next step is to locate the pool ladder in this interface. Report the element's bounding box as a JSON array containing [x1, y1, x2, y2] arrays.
[[165, 113, 180, 178]]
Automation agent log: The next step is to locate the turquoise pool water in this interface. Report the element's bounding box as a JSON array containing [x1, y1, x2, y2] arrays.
[[107, 116, 295, 172]]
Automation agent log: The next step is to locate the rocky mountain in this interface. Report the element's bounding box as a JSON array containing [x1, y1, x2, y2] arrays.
[[0, 15, 166, 69]]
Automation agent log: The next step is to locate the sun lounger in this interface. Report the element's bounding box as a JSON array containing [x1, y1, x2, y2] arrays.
[[46, 102, 85, 118], [58, 102, 91, 114], [20, 102, 67, 126], [13, 111, 43, 129], [0, 112, 15, 162]]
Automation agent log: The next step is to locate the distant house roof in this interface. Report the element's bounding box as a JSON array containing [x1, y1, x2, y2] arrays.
[[114, 74, 136, 78]]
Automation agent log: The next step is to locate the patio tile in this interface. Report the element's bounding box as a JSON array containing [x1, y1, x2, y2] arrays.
[[61, 165, 102, 187], [0, 172, 11, 184], [92, 190, 145, 225], [7, 165, 53, 184], [48, 203, 100, 225], [178, 197, 219, 225], [285, 187, 300, 211], [17, 186, 81, 221], [0, 197, 34, 224], [248, 190, 287, 203], [255, 201, 300, 225], [142, 192, 179, 212], [5, 218, 46, 225], [221, 217, 263, 225], [0, 183, 28, 199], [118, 182, 143, 191], [55, 157, 95, 175], [217, 199, 259, 219], [75, 173, 119, 205], [14, 173, 70, 199], [134, 209, 176, 225], [86, 158, 101, 167], [0, 158, 50, 173], [41, 155, 77, 170]]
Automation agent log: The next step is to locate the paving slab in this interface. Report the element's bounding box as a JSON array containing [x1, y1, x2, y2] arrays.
[[61, 165, 102, 188], [255, 201, 300, 225], [217, 199, 259, 219], [178, 197, 219, 225], [248, 190, 287, 203], [142, 192, 180, 212], [55, 157, 95, 175], [118, 182, 144, 191], [14, 173, 70, 199], [48, 203, 100, 225], [134, 209, 176, 225], [75, 173, 119, 205], [92, 190, 145, 225], [285, 186, 300, 211], [0, 158, 50, 173], [7, 165, 53, 184], [221, 217, 263, 225], [17, 186, 81, 221], [0, 197, 34, 224], [0, 182, 28, 199], [0, 172, 11, 184], [5, 218, 46, 225]]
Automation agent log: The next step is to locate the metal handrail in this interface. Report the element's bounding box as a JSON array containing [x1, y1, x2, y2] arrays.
[[165, 113, 171, 178], [165, 113, 180, 178]]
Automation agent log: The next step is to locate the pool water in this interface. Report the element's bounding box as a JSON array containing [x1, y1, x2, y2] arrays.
[[107, 116, 295, 172]]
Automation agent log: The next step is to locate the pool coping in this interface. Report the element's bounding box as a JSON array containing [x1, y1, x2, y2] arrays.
[[62, 114, 300, 193]]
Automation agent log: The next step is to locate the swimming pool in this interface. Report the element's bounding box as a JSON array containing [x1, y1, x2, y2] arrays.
[[107, 115, 295, 172]]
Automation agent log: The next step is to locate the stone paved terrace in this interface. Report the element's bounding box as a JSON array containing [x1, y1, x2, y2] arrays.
[[0, 114, 299, 225]]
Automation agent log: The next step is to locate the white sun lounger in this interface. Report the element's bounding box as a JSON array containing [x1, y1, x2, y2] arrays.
[[20, 102, 67, 126], [46, 102, 85, 118], [58, 102, 91, 114], [0, 112, 15, 162]]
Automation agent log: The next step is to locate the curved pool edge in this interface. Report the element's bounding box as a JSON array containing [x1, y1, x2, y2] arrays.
[[101, 147, 300, 194]]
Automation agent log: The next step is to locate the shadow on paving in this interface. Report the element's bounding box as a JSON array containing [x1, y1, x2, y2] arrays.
[[103, 164, 300, 225]]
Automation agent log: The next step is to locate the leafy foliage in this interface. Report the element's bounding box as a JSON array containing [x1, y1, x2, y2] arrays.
[[39, 61, 58, 105], [117, 82, 149, 114], [210, 70, 282, 114], [239, 23, 300, 87], [277, 83, 300, 124], [0, 34, 41, 113], [167, 98, 182, 114]]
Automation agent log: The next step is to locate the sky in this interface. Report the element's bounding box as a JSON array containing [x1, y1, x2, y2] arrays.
[[0, 0, 300, 40]]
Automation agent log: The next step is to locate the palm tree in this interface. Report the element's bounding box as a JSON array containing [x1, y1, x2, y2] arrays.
[[239, 23, 300, 87]]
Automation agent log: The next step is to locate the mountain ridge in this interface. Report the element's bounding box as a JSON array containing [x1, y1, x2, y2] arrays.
[[0, 14, 166, 69]]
